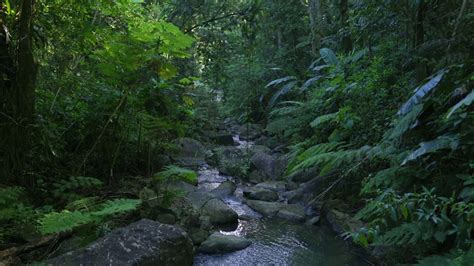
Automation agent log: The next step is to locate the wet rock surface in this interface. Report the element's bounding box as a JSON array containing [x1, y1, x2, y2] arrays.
[[47, 219, 194, 266], [243, 186, 279, 202], [198, 232, 251, 254]]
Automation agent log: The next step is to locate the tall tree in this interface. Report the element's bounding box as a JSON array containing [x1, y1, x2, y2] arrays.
[[308, 0, 323, 56], [0, 0, 37, 184]]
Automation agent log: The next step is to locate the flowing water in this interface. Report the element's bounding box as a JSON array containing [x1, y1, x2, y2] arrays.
[[193, 136, 371, 266]]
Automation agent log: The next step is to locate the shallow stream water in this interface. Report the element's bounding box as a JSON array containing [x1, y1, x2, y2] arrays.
[[193, 136, 370, 266]]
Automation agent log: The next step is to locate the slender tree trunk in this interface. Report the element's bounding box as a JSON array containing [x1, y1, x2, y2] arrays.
[[0, 0, 37, 184], [308, 0, 323, 56], [414, 0, 426, 48], [340, 0, 353, 52]]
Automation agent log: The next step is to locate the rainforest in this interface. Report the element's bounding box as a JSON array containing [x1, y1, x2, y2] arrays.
[[0, 0, 473, 265]]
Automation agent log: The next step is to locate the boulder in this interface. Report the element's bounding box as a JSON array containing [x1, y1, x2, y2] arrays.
[[165, 180, 196, 194], [245, 200, 283, 217], [243, 187, 279, 202], [306, 216, 321, 225], [185, 192, 238, 225], [47, 219, 193, 266], [249, 145, 271, 155], [248, 170, 266, 184], [202, 198, 238, 225], [189, 228, 210, 245], [186, 191, 216, 209], [325, 209, 363, 235], [255, 181, 287, 192], [211, 180, 237, 198], [209, 133, 235, 146], [237, 123, 262, 140], [250, 152, 287, 180], [287, 167, 319, 183], [276, 204, 305, 222], [172, 138, 207, 168], [198, 233, 251, 254], [211, 146, 244, 175]]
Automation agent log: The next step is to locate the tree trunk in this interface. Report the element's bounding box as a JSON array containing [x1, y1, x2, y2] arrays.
[[340, 0, 353, 52], [0, 0, 37, 184], [414, 0, 426, 48], [308, 0, 323, 56]]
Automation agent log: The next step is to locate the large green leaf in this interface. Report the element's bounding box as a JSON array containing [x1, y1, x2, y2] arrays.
[[268, 81, 298, 108], [398, 71, 445, 116], [446, 89, 474, 118], [402, 135, 459, 165], [319, 48, 339, 65], [265, 76, 297, 88]]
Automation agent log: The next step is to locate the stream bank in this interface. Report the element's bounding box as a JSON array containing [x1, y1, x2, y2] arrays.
[[44, 122, 376, 265]]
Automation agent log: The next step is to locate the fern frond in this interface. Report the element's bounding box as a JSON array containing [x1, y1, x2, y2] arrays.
[[154, 165, 197, 184], [310, 112, 338, 128], [39, 211, 94, 235], [38, 198, 141, 235], [91, 199, 141, 217], [378, 222, 423, 245]]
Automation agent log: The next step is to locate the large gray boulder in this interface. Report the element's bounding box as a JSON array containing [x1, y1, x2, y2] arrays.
[[248, 170, 266, 184], [287, 167, 319, 183], [255, 181, 287, 192], [202, 198, 238, 225], [211, 180, 237, 198], [243, 187, 279, 202], [186, 192, 238, 225], [172, 138, 207, 168], [245, 200, 283, 217], [47, 219, 193, 266], [276, 204, 305, 222], [250, 152, 287, 180], [325, 209, 363, 235], [198, 232, 251, 254]]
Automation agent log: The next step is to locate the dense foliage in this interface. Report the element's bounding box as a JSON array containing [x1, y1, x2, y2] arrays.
[[0, 0, 473, 264]]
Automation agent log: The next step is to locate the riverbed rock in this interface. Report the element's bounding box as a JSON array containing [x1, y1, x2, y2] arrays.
[[202, 198, 238, 225], [237, 123, 262, 140], [287, 167, 319, 183], [211, 146, 244, 175], [198, 232, 251, 254], [250, 152, 287, 180], [185, 192, 238, 225], [211, 180, 237, 198], [249, 145, 271, 155], [245, 200, 283, 217], [165, 180, 197, 193], [248, 170, 266, 184], [172, 138, 207, 168], [256, 181, 287, 192], [276, 204, 306, 222], [325, 209, 363, 235], [243, 187, 279, 202], [209, 133, 235, 146], [47, 219, 193, 266]]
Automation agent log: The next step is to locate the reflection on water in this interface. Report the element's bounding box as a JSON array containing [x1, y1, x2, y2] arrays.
[[195, 218, 369, 266]]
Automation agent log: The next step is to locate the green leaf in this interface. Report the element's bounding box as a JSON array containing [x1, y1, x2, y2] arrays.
[[402, 135, 460, 165], [268, 81, 298, 108], [398, 71, 445, 116], [319, 48, 339, 65], [310, 112, 338, 128], [446, 89, 474, 118], [265, 76, 297, 88]]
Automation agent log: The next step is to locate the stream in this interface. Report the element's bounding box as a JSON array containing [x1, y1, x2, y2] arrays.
[[193, 136, 370, 265]]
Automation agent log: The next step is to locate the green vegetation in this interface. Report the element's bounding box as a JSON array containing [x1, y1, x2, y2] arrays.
[[0, 0, 473, 264]]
